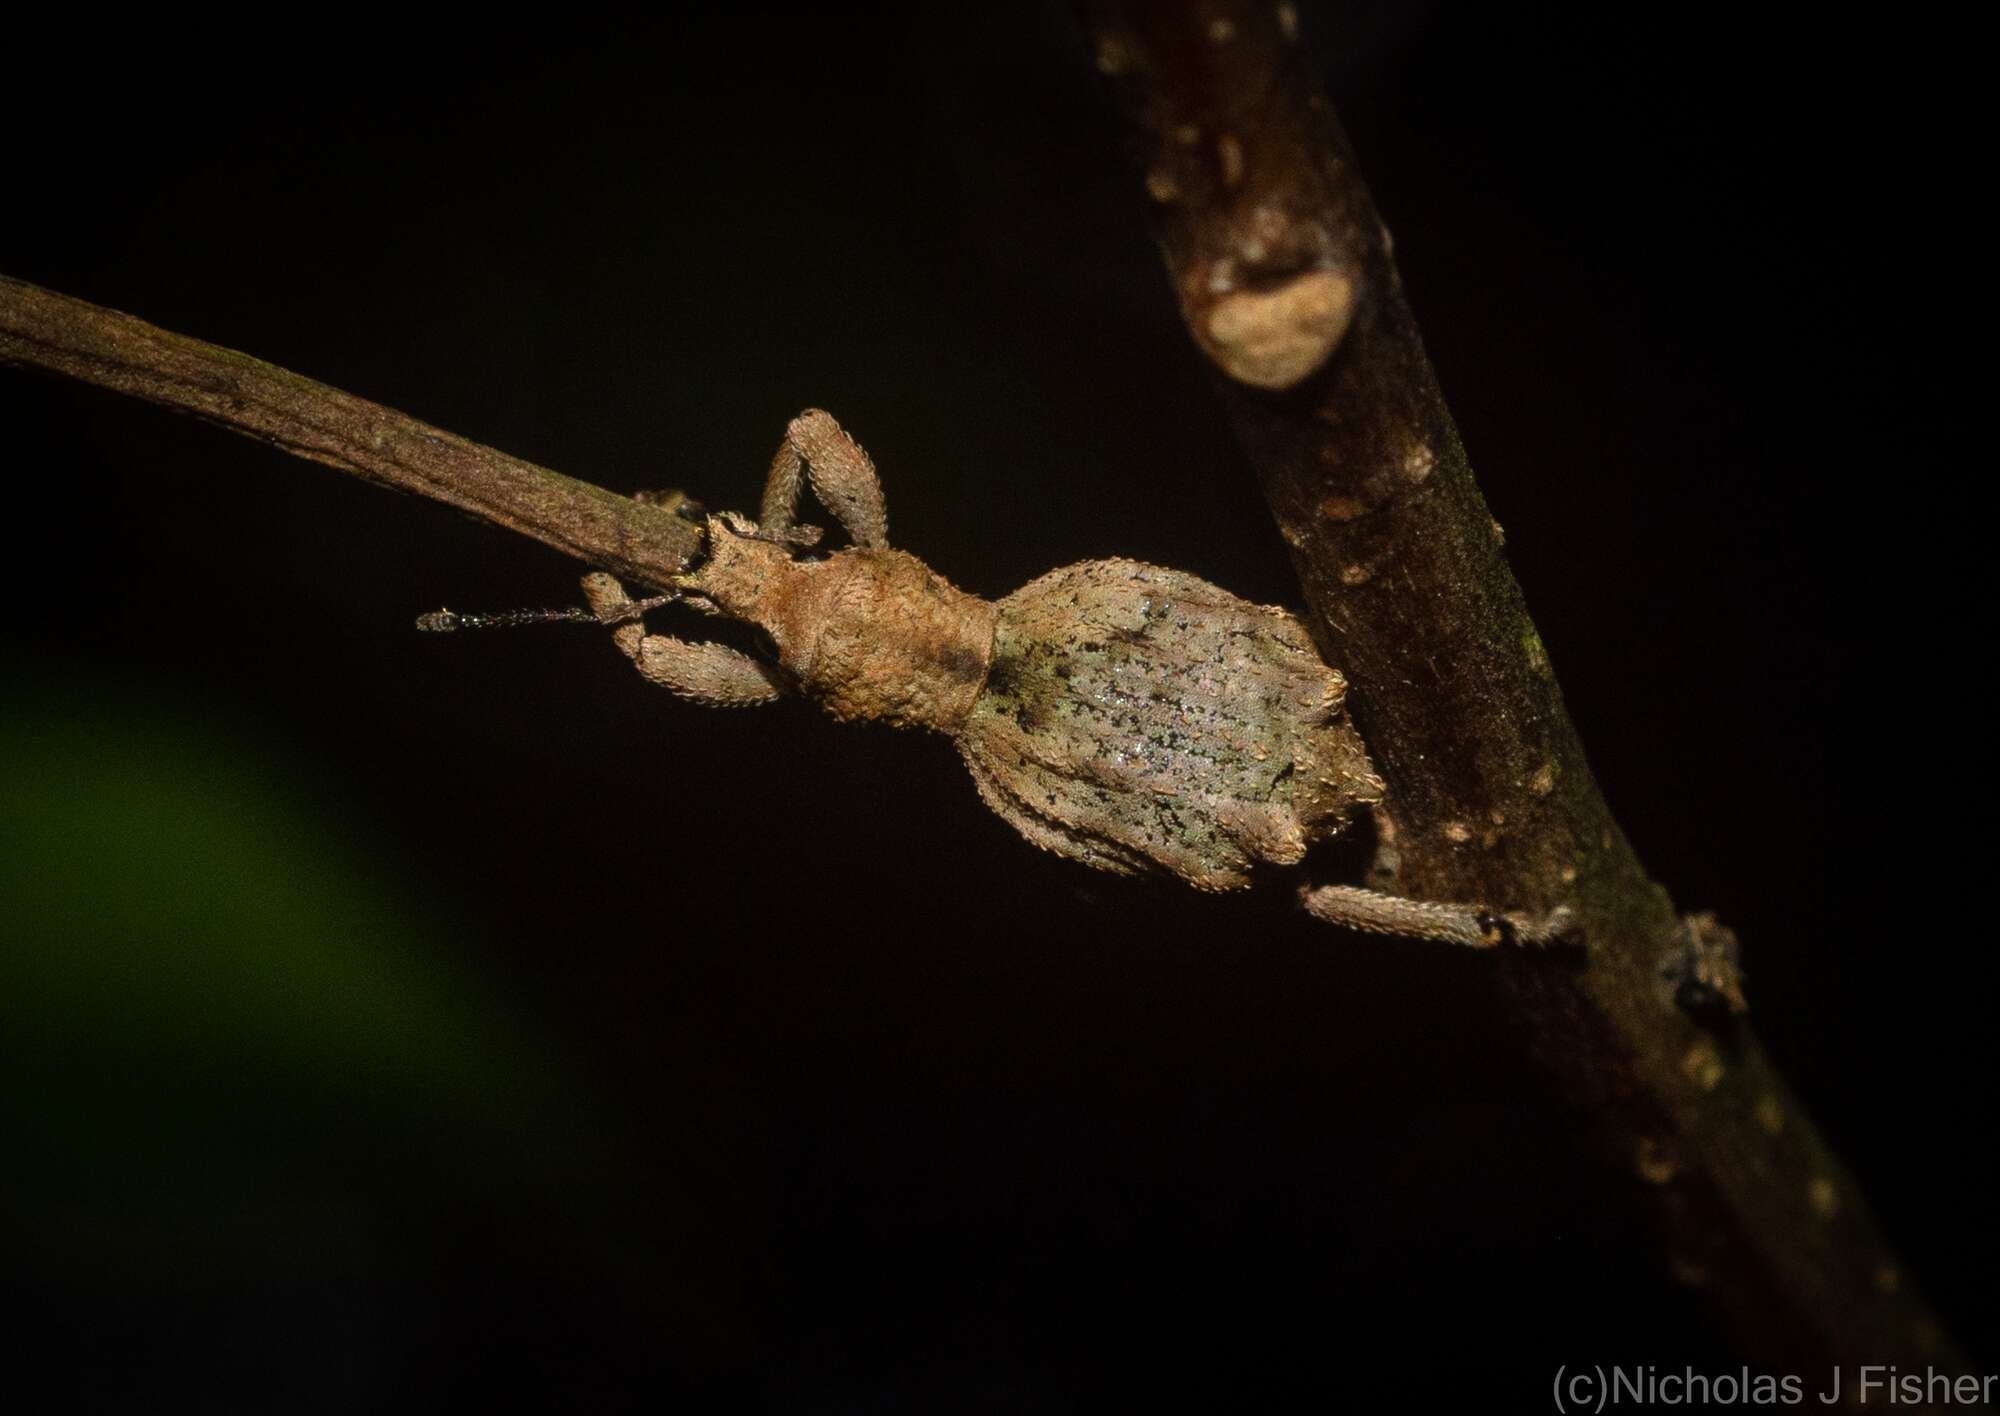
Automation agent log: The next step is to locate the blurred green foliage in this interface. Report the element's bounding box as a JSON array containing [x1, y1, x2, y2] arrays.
[[1, 678, 673, 1404]]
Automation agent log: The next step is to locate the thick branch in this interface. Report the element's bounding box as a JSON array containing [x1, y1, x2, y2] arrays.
[[1083, 0, 1961, 1378], [0, 274, 702, 591]]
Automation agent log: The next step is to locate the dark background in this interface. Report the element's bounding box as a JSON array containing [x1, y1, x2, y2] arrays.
[[2, 3, 1982, 1409]]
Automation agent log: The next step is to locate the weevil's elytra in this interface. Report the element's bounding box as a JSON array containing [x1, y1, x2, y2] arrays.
[[963, 558, 1380, 890], [565, 409, 1569, 945]]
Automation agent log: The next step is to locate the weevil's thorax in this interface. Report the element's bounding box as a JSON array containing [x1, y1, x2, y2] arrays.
[[955, 558, 1385, 891], [689, 520, 997, 734], [797, 547, 998, 732]]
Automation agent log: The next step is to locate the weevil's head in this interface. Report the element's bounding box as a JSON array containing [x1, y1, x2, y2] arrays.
[[675, 510, 825, 657]]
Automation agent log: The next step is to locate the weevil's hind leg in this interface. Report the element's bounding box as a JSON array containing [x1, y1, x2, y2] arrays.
[[1300, 883, 1576, 949], [581, 573, 788, 707], [758, 408, 889, 548], [758, 433, 807, 538]]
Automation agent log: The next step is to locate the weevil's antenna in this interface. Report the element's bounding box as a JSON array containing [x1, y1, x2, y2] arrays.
[[416, 592, 679, 634]]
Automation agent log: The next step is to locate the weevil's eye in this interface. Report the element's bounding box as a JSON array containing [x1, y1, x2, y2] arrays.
[[672, 496, 708, 525]]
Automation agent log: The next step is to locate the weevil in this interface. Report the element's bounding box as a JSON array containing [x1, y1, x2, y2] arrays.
[[425, 410, 1568, 947]]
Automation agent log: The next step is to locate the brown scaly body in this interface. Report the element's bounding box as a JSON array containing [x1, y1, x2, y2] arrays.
[[565, 410, 1566, 945], [965, 559, 1379, 890]]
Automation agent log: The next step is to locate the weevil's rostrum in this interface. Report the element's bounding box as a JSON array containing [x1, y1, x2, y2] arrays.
[[581, 409, 1381, 893]]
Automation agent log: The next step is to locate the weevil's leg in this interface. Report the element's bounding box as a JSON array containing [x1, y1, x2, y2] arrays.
[[758, 433, 806, 537], [581, 573, 788, 707], [758, 408, 889, 548], [1300, 883, 1576, 949]]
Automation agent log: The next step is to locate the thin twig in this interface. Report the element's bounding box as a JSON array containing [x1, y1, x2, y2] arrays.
[[0, 274, 702, 591], [1081, 0, 1961, 1377]]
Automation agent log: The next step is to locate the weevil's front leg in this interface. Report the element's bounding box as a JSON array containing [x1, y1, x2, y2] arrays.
[[1300, 883, 1576, 949], [758, 408, 889, 548], [581, 573, 789, 707]]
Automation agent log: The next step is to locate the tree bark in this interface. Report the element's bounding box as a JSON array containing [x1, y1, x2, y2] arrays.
[[1080, 0, 1960, 1379]]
